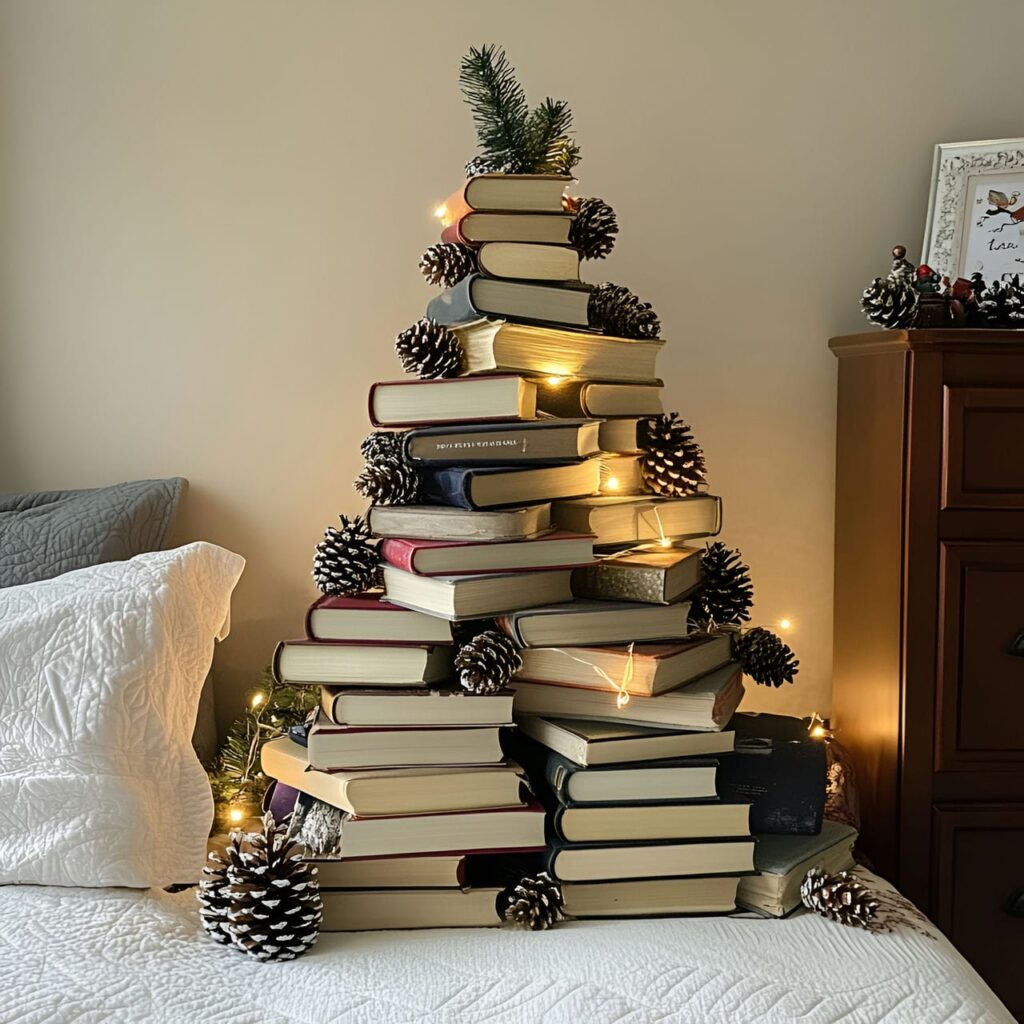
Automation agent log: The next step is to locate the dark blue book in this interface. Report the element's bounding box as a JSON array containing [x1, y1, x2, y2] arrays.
[[418, 460, 600, 511], [426, 274, 592, 330]]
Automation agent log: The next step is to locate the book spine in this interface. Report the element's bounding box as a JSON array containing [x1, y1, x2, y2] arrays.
[[418, 467, 475, 510], [493, 614, 526, 646], [426, 277, 479, 326], [271, 640, 286, 684], [571, 564, 665, 604], [536, 382, 585, 418], [304, 601, 317, 639], [440, 218, 472, 245], [379, 538, 417, 573]]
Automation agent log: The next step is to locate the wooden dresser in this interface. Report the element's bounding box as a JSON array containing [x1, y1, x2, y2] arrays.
[[831, 329, 1024, 1015]]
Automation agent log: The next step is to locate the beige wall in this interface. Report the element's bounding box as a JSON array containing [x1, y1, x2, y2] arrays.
[[3, 0, 1023, 730]]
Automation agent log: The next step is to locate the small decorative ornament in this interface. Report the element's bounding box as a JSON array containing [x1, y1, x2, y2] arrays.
[[689, 542, 753, 629], [355, 452, 421, 507], [588, 282, 661, 339], [731, 626, 799, 687], [638, 413, 707, 497], [860, 245, 919, 329], [420, 242, 478, 287], [312, 514, 379, 596], [800, 868, 878, 930], [500, 872, 565, 930], [912, 263, 956, 327], [565, 196, 618, 260], [213, 813, 322, 961], [455, 629, 523, 695], [395, 318, 463, 379]]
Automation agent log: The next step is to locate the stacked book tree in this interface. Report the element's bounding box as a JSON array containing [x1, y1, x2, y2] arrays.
[[261, 45, 806, 931]]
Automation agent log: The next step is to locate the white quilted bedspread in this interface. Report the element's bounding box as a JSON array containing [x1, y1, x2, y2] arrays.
[[0, 878, 1011, 1024]]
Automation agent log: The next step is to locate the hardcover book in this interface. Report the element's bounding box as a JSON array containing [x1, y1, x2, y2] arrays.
[[380, 532, 594, 577], [477, 241, 580, 282], [427, 275, 591, 329], [496, 600, 691, 648], [551, 494, 722, 547], [320, 687, 515, 728], [304, 593, 453, 644], [273, 639, 453, 687], [452, 319, 663, 383], [546, 799, 751, 845], [571, 547, 703, 605], [561, 876, 740, 919], [404, 419, 602, 466], [320, 888, 503, 931], [367, 503, 552, 543], [597, 417, 644, 454], [441, 212, 572, 245], [368, 375, 537, 428], [418, 461, 600, 510], [441, 173, 571, 214], [597, 454, 645, 495], [536, 379, 664, 418]]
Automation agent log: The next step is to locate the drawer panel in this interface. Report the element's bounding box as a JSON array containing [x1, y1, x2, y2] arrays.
[[943, 386, 1024, 509], [936, 542, 1024, 771], [934, 805, 1024, 1021]]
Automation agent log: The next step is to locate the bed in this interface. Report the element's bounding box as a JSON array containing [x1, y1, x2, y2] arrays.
[[0, 873, 1011, 1024]]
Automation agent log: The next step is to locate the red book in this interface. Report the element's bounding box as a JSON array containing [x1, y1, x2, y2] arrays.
[[305, 593, 453, 644], [380, 532, 593, 577]]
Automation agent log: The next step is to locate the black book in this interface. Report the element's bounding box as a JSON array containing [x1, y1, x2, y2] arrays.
[[714, 713, 827, 835]]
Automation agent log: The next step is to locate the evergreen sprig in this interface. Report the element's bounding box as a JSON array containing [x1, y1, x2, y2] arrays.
[[459, 45, 580, 175]]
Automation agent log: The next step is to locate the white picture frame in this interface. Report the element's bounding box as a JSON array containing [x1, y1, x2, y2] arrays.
[[923, 138, 1024, 281]]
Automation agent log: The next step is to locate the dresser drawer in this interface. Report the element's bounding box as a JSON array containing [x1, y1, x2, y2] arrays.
[[943, 386, 1024, 509], [936, 542, 1024, 771], [934, 805, 1024, 1020]]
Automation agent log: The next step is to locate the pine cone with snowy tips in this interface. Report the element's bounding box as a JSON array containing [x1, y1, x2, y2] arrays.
[[420, 242, 478, 288], [220, 813, 322, 961], [465, 155, 519, 177], [360, 430, 405, 463], [638, 413, 707, 497], [689, 542, 753, 629], [197, 849, 233, 946], [588, 283, 661, 339], [861, 276, 918, 329], [731, 626, 799, 687], [354, 454, 421, 507], [455, 629, 523, 695], [395, 318, 463, 379], [800, 868, 878, 930], [500, 872, 564, 930], [566, 196, 618, 260], [312, 515, 379, 596]]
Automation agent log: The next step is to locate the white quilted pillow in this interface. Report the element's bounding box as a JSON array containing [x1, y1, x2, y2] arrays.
[[0, 542, 245, 888]]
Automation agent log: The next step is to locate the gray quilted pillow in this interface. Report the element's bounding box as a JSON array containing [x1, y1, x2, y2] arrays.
[[0, 478, 186, 588]]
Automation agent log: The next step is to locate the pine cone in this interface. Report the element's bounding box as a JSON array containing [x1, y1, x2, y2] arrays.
[[588, 282, 661, 339], [731, 626, 799, 687], [222, 813, 322, 961], [455, 629, 522, 695], [800, 868, 878, 929], [970, 273, 1024, 326], [197, 848, 233, 945], [420, 242, 478, 288], [465, 155, 519, 177], [395, 318, 463, 379], [500, 872, 564, 930], [355, 454, 421, 506], [312, 515, 379, 596], [566, 196, 618, 260], [638, 413, 707, 497], [689, 542, 753, 629], [360, 430, 404, 463]]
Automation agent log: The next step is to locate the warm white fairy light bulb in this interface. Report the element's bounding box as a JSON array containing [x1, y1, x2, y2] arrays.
[[228, 807, 245, 824]]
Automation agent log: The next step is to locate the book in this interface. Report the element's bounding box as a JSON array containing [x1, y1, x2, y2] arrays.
[[368, 503, 552, 543], [418, 460, 600, 510], [511, 663, 745, 732], [551, 495, 722, 547], [516, 634, 732, 696], [380, 532, 594, 576], [305, 593, 453, 644], [428, 276, 591, 329], [368, 375, 537, 428], [329, 802, 546, 858], [261, 737, 525, 816], [442, 212, 572, 245], [736, 821, 858, 918], [441, 174, 570, 214], [404, 419, 602, 466], [273, 639, 452, 686], [571, 547, 703, 605], [536, 379, 663, 418], [562, 876, 740, 918], [452, 319, 663, 384], [545, 836, 756, 882], [476, 241, 580, 282], [597, 454, 645, 495], [306, 713, 505, 770], [307, 853, 466, 889], [516, 714, 736, 768], [381, 565, 573, 621], [597, 417, 643, 454], [496, 600, 691, 648], [548, 801, 751, 844], [321, 687, 514, 728], [320, 888, 502, 931]]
